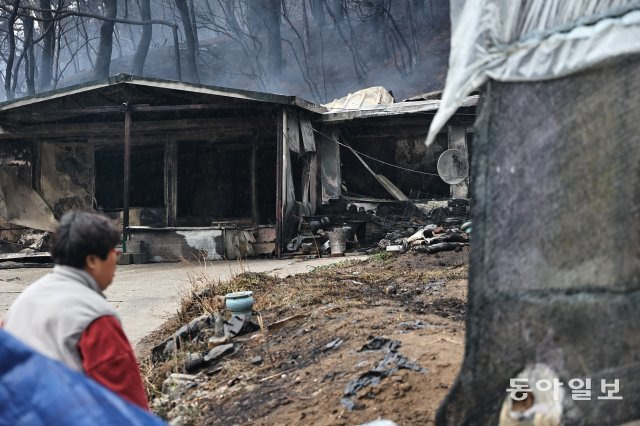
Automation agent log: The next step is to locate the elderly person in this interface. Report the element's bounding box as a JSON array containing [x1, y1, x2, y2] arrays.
[[2, 211, 148, 410]]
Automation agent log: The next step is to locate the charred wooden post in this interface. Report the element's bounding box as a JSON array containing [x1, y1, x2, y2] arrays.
[[122, 106, 131, 251], [165, 136, 177, 227], [275, 108, 285, 257], [251, 131, 259, 225]]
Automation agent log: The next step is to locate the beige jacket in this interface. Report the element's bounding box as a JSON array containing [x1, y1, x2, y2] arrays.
[[3, 265, 118, 371]]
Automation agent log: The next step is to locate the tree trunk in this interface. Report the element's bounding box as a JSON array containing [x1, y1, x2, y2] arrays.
[[38, 0, 55, 90], [371, 0, 388, 61], [94, 0, 117, 79], [131, 0, 152, 74], [4, 0, 20, 101], [309, 0, 325, 26], [326, 0, 343, 22], [301, 0, 311, 53], [247, 0, 282, 79], [175, 0, 199, 82], [264, 0, 282, 75], [188, 0, 199, 51], [412, 0, 426, 24], [24, 16, 36, 96]]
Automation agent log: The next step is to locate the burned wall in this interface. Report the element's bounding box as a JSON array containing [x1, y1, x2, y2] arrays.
[[438, 57, 640, 424], [40, 142, 94, 219], [0, 143, 32, 186]]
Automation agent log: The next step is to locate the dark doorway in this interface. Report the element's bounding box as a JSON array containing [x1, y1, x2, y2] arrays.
[[94, 144, 164, 209], [177, 141, 252, 224]]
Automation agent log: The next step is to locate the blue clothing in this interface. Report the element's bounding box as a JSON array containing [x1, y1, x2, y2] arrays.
[[0, 330, 165, 426]]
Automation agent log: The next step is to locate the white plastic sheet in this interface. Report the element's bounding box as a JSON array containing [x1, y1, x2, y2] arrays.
[[426, 0, 640, 145]]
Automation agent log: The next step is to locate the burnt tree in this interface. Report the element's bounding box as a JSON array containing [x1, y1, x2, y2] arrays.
[[131, 0, 151, 74], [174, 0, 199, 82], [38, 0, 55, 90], [94, 0, 117, 79]]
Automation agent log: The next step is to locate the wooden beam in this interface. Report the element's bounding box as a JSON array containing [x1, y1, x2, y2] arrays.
[[2, 118, 269, 138], [23, 103, 268, 117]]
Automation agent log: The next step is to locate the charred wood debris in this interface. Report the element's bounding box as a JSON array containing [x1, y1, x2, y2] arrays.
[[287, 198, 471, 257]]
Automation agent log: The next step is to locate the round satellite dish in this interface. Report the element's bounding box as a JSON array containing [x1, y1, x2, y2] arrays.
[[437, 149, 468, 185]]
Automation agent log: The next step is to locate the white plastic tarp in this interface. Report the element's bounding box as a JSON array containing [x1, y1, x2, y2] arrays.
[[426, 0, 640, 145], [323, 87, 395, 112]]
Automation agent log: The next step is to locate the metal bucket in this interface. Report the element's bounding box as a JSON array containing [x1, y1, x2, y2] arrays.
[[328, 227, 349, 256]]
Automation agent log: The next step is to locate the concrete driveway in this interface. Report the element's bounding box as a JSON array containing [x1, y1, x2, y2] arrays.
[[0, 256, 365, 346]]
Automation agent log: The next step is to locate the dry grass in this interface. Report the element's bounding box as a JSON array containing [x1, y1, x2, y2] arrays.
[[141, 253, 469, 408]]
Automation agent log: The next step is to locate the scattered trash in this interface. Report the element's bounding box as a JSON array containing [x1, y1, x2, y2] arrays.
[[341, 336, 426, 411], [250, 355, 263, 365], [322, 337, 344, 351], [359, 336, 400, 352], [359, 420, 399, 426], [267, 313, 309, 332], [184, 353, 205, 373], [413, 242, 467, 254], [203, 343, 235, 364], [397, 320, 428, 330], [161, 373, 198, 398], [224, 315, 259, 337], [207, 336, 230, 349]]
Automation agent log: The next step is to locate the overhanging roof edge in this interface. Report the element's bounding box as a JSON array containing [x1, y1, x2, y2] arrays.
[[0, 73, 325, 113]]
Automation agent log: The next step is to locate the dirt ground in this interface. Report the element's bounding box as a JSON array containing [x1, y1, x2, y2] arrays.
[[142, 249, 468, 425]]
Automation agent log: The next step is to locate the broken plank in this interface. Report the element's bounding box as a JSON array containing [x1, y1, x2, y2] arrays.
[[376, 174, 409, 201], [344, 145, 408, 201]]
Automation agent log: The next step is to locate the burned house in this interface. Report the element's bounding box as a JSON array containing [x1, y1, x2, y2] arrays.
[[0, 74, 476, 262]]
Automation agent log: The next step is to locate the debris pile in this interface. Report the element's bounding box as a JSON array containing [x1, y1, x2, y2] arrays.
[[380, 222, 470, 255], [287, 198, 470, 258]]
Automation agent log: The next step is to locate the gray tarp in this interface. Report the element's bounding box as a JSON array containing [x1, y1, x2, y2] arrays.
[[427, 0, 640, 145]]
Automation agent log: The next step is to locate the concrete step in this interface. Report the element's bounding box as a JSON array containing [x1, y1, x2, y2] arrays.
[[117, 252, 146, 265]]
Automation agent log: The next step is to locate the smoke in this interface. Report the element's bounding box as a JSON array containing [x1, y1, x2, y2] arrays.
[[0, 0, 451, 103]]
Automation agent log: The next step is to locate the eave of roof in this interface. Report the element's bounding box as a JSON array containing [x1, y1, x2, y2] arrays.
[[0, 73, 327, 114]]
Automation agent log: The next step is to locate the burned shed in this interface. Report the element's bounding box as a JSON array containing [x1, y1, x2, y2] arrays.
[[0, 75, 476, 261]]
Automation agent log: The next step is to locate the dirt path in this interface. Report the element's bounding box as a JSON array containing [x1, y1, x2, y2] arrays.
[[0, 256, 365, 346]]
